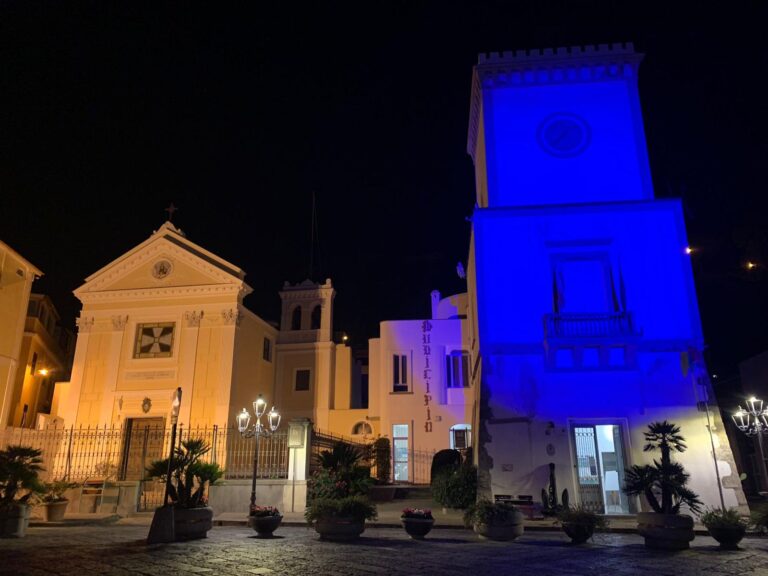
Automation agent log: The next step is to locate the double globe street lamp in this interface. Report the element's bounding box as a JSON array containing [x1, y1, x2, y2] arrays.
[[733, 396, 768, 492], [236, 395, 281, 509]]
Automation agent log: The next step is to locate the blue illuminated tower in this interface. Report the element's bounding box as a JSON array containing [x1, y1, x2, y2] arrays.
[[466, 44, 745, 513]]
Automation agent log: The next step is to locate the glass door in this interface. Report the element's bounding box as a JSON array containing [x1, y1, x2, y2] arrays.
[[393, 424, 409, 482], [572, 424, 630, 515]]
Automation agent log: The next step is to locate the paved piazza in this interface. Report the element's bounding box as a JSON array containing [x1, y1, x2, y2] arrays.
[[3, 524, 768, 575]]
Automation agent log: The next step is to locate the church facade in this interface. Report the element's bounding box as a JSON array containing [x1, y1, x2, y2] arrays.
[[465, 44, 745, 512]]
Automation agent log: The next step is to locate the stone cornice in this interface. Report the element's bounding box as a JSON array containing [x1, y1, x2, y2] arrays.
[[78, 283, 246, 304]]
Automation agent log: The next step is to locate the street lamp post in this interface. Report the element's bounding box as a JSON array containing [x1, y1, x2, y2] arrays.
[[236, 395, 281, 509], [732, 396, 768, 492]]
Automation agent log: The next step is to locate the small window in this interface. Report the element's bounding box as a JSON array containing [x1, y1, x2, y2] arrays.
[[393, 354, 408, 393], [450, 425, 472, 450], [291, 306, 302, 330], [311, 305, 322, 329], [30, 352, 38, 375], [134, 322, 175, 358], [445, 351, 470, 388], [262, 337, 273, 362], [27, 300, 39, 317], [295, 369, 311, 391], [352, 421, 373, 436]]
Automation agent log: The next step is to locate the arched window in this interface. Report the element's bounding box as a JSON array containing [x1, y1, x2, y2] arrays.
[[450, 424, 471, 450], [352, 421, 373, 436], [291, 306, 302, 330], [310, 304, 322, 329]]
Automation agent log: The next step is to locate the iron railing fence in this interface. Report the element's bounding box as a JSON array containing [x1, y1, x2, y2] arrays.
[[310, 428, 374, 477], [543, 312, 639, 339], [0, 424, 289, 483]]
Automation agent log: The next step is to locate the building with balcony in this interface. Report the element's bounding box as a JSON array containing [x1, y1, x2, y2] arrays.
[[465, 44, 745, 513]]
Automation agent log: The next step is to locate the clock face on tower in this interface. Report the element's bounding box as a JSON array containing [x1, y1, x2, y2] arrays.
[[537, 113, 591, 157]]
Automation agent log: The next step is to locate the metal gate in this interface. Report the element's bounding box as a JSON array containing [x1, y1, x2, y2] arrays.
[[119, 418, 166, 511], [572, 426, 604, 513]]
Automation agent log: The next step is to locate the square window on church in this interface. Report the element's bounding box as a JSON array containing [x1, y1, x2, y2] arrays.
[[133, 322, 175, 358], [295, 369, 311, 391], [263, 337, 273, 362]]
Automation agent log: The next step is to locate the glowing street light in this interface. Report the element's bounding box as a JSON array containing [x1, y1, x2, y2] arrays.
[[685, 246, 694, 255], [37, 368, 49, 376], [236, 395, 281, 509], [746, 261, 758, 271], [733, 396, 768, 492]]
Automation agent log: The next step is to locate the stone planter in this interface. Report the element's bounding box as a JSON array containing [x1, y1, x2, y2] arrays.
[[474, 509, 525, 541], [0, 503, 31, 538], [250, 514, 282, 538], [707, 525, 746, 550], [401, 517, 434, 540], [173, 507, 214, 541], [314, 517, 365, 541], [637, 512, 695, 550], [44, 500, 69, 522], [562, 522, 594, 544]]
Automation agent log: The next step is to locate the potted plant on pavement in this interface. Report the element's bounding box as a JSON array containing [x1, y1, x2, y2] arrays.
[[41, 479, 79, 522], [556, 506, 607, 544], [367, 437, 396, 502], [249, 505, 282, 538], [305, 442, 377, 540], [464, 499, 524, 541], [0, 445, 45, 538], [401, 507, 434, 540], [147, 439, 224, 541], [623, 421, 702, 550], [700, 507, 748, 550]]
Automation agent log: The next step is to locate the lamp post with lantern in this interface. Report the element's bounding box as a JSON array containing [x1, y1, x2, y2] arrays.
[[732, 396, 768, 492], [236, 395, 281, 509]]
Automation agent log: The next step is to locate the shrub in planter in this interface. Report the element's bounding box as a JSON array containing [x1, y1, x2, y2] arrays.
[[556, 506, 608, 544], [305, 496, 377, 540], [146, 439, 224, 541], [41, 480, 79, 522], [249, 505, 282, 538], [371, 437, 391, 485], [401, 507, 434, 539], [700, 507, 747, 550], [464, 499, 524, 541], [0, 445, 45, 538], [623, 421, 702, 550], [432, 463, 477, 510], [430, 449, 461, 485]]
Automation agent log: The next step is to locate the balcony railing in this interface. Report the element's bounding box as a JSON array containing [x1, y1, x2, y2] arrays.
[[543, 312, 638, 340]]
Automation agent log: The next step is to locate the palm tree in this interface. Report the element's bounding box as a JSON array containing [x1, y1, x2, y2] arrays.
[[623, 421, 702, 514]]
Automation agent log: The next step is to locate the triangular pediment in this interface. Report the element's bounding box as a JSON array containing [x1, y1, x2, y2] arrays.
[[75, 222, 252, 298]]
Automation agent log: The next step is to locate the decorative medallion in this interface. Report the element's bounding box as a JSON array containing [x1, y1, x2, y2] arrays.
[[151, 259, 173, 280], [142, 397, 152, 414], [546, 443, 556, 456], [537, 113, 591, 157]]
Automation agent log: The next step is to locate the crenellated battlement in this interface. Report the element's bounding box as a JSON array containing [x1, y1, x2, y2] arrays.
[[477, 42, 637, 66]]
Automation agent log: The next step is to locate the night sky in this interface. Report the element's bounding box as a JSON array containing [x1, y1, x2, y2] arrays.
[[2, 2, 767, 388]]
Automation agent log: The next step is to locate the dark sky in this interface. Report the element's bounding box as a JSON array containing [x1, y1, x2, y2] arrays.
[[2, 1, 767, 384]]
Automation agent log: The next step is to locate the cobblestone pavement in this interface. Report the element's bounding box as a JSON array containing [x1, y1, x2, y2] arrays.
[[3, 524, 768, 576]]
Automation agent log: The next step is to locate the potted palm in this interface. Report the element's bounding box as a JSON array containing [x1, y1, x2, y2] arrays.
[[557, 506, 608, 544], [146, 439, 223, 541], [0, 445, 45, 538], [401, 507, 434, 539], [623, 421, 702, 550], [464, 499, 524, 541], [41, 480, 79, 522], [249, 505, 282, 538], [700, 508, 748, 549], [305, 442, 377, 540]]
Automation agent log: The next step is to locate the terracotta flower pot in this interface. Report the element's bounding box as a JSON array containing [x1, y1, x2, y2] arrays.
[[401, 517, 434, 540], [636, 512, 695, 550], [314, 516, 365, 541], [44, 500, 69, 522], [0, 503, 31, 538], [474, 509, 525, 541], [250, 514, 282, 538], [707, 525, 746, 550], [173, 507, 214, 541]]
